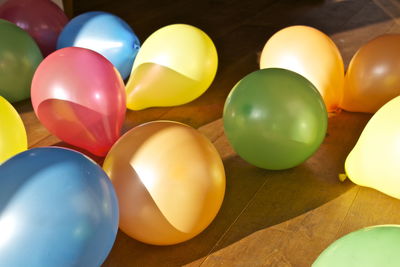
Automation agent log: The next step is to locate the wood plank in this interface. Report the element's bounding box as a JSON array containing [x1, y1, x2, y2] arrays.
[[334, 187, 400, 239], [197, 187, 360, 267]]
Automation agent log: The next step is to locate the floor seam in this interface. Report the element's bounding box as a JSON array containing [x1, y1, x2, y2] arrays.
[[198, 176, 271, 266], [333, 186, 361, 239]]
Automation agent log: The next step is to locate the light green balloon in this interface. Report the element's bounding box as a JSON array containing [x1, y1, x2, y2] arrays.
[[0, 19, 43, 102], [313, 225, 400, 267], [223, 68, 327, 170]]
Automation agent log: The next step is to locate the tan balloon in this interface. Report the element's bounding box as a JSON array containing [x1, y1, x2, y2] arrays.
[[103, 121, 225, 245], [340, 34, 400, 113], [260, 25, 344, 112]]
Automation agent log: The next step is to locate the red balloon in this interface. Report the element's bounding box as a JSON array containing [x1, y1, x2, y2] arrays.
[[31, 47, 126, 156], [0, 0, 68, 56]]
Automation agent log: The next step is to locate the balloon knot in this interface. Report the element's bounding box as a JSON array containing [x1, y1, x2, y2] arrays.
[[338, 173, 347, 182]]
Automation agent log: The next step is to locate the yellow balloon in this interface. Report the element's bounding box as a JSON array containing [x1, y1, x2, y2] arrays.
[[345, 96, 400, 199], [126, 24, 218, 110], [103, 121, 225, 245], [260, 25, 344, 112], [0, 96, 27, 163]]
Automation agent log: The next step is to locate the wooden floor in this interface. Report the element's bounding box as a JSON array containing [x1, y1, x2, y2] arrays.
[[16, 0, 400, 266]]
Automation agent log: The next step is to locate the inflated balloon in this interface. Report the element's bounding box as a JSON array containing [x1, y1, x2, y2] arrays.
[[0, 147, 119, 267], [313, 225, 400, 266], [344, 96, 400, 199], [103, 121, 225, 245], [57, 11, 140, 79], [31, 47, 126, 156], [0, 96, 27, 163], [223, 68, 327, 170], [0, 19, 42, 102], [340, 34, 400, 113], [260, 25, 344, 112], [126, 24, 218, 110], [0, 0, 68, 56]]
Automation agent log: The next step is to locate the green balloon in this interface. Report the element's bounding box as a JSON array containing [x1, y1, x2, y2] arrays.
[[313, 225, 400, 266], [223, 68, 327, 170], [0, 19, 43, 102]]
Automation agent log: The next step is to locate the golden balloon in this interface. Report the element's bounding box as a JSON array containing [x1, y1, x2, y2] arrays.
[[260, 25, 344, 112], [103, 121, 225, 245], [340, 34, 400, 113]]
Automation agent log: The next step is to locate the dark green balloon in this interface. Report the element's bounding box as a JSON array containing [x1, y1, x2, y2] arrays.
[[0, 19, 43, 102], [313, 225, 400, 267], [223, 68, 327, 170]]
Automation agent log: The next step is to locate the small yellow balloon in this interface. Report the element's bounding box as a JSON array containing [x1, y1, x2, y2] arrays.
[[260, 25, 344, 112], [0, 96, 27, 163], [345, 96, 400, 199], [126, 24, 218, 110], [103, 121, 225, 245]]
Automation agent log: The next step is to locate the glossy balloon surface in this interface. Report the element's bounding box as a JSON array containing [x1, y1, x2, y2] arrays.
[[0, 0, 68, 56], [0, 147, 119, 267], [57, 11, 140, 79], [345, 96, 400, 199], [313, 225, 400, 267], [0, 96, 27, 163], [224, 68, 327, 170], [260, 25, 344, 112], [340, 34, 400, 113], [31, 47, 126, 156], [0, 19, 42, 102], [126, 24, 218, 110], [103, 121, 225, 245]]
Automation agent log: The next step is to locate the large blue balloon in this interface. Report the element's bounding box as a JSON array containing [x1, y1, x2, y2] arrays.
[[0, 147, 119, 267], [57, 11, 140, 79]]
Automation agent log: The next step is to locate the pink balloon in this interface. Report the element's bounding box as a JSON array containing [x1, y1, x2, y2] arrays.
[[31, 47, 126, 156], [0, 0, 68, 56]]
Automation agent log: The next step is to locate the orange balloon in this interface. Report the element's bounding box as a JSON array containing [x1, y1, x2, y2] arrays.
[[260, 25, 344, 112], [103, 121, 225, 245], [340, 34, 400, 113]]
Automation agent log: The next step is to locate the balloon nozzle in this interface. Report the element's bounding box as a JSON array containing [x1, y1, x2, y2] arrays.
[[338, 173, 347, 182]]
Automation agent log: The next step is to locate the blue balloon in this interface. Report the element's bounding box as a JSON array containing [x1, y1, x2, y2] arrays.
[[0, 147, 119, 267], [57, 11, 140, 79]]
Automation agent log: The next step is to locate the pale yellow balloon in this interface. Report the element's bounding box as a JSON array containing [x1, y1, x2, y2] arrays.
[[103, 121, 225, 245], [345, 96, 400, 199], [0, 96, 27, 163], [260, 25, 344, 112], [126, 24, 218, 110]]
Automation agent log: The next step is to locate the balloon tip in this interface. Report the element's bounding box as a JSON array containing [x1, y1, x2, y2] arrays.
[[338, 173, 347, 182]]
